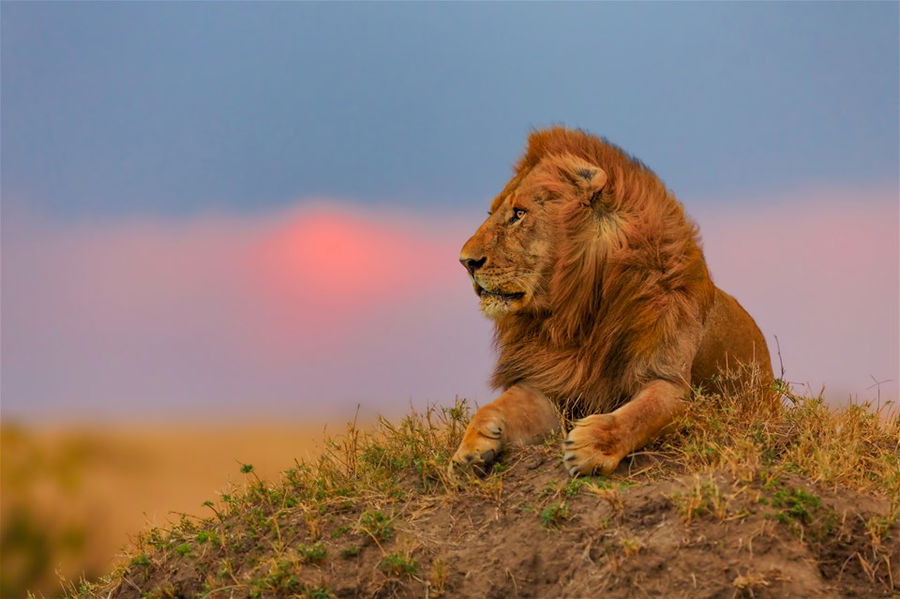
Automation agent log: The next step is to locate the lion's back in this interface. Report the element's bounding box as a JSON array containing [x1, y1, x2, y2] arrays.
[[691, 287, 774, 392]]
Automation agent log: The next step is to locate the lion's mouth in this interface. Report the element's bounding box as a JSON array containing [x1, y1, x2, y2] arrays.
[[476, 284, 525, 302]]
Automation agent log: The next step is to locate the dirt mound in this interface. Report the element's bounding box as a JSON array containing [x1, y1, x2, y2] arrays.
[[64, 394, 898, 599], [79, 447, 894, 599]]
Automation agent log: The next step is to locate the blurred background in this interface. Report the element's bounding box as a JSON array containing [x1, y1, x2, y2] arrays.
[[1, 2, 897, 596]]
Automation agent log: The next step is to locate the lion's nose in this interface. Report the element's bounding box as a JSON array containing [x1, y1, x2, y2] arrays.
[[459, 256, 486, 275]]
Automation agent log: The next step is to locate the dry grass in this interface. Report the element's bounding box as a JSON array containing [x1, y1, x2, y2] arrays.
[[662, 366, 899, 499], [34, 376, 900, 598]]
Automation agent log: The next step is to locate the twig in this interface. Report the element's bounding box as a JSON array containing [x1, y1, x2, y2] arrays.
[[866, 375, 892, 407], [773, 335, 786, 382]]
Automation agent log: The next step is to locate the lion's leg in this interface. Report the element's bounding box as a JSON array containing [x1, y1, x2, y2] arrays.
[[451, 384, 559, 469], [563, 380, 687, 477]]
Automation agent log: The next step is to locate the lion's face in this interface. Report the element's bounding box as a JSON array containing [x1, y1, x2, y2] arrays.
[[459, 154, 608, 318], [459, 190, 553, 318]]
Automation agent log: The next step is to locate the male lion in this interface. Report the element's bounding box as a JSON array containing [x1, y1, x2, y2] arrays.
[[451, 127, 772, 477]]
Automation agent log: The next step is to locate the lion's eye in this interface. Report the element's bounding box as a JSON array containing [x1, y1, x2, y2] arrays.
[[510, 208, 527, 223]]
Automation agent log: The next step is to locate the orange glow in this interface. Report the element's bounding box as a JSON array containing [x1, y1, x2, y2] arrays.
[[255, 207, 459, 311]]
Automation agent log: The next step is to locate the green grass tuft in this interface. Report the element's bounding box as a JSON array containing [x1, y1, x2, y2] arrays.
[[356, 510, 394, 543], [539, 502, 570, 528], [379, 553, 417, 577], [297, 542, 327, 564]]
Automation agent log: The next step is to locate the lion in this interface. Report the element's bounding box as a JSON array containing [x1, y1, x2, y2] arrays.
[[451, 127, 773, 477]]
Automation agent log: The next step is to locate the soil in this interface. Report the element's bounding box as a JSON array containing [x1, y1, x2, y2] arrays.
[[107, 446, 897, 599]]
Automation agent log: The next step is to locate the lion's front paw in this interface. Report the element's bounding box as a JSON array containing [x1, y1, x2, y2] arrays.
[[563, 414, 629, 477], [450, 413, 504, 472]]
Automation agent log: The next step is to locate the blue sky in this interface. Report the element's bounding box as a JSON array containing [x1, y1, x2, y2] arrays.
[[3, 1, 897, 218], [1, 2, 898, 422]]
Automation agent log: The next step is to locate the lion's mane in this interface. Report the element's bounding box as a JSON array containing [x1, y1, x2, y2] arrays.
[[490, 128, 717, 415]]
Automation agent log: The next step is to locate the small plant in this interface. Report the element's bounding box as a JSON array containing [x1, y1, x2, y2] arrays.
[[563, 478, 588, 497], [173, 542, 191, 557], [619, 537, 642, 557], [196, 530, 219, 545], [240, 463, 255, 474], [770, 487, 820, 524], [539, 502, 570, 528], [340, 545, 361, 558], [540, 482, 557, 496], [298, 542, 327, 564], [673, 476, 727, 523], [357, 510, 393, 543], [379, 553, 417, 577], [249, 557, 302, 596], [217, 558, 235, 579], [866, 515, 894, 546], [147, 527, 166, 551], [491, 460, 510, 474], [429, 559, 448, 596], [129, 553, 150, 568], [732, 571, 770, 593]]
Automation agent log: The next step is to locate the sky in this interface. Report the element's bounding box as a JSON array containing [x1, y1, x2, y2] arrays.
[[2, 2, 898, 423]]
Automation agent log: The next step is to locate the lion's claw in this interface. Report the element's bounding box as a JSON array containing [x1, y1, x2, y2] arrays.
[[563, 413, 628, 477], [479, 449, 497, 463], [452, 449, 497, 466], [450, 414, 505, 471]]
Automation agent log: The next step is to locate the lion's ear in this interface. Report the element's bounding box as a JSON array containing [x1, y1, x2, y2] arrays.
[[553, 154, 609, 210]]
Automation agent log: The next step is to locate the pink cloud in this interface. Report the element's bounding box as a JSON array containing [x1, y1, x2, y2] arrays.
[[694, 186, 898, 404], [1, 202, 493, 422], [2, 188, 896, 424]]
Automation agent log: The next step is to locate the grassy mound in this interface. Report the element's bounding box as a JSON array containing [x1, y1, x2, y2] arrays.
[[61, 382, 898, 599]]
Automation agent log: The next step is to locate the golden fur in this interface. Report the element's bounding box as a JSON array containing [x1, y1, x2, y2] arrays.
[[452, 127, 773, 476]]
